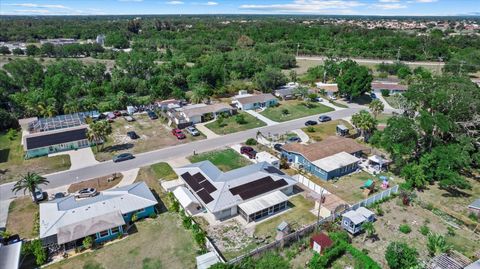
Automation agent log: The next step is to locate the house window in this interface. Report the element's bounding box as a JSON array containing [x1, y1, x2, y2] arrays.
[[111, 227, 120, 235], [98, 230, 109, 238], [137, 208, 146, 214]]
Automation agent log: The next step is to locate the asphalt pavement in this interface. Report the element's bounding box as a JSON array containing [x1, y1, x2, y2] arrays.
[[0, 107, 361, 202]]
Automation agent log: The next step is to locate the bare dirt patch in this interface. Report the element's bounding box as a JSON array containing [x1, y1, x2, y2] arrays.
[[67, 173, 123, 193], [6, 196, 38, 239]]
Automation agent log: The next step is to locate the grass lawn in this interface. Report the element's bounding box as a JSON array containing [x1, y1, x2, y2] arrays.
[[0, 131, 71, 184], [254, 195, 316, 240], [135, 165, 170, 213], [46, 213, 198, 269], [260, 100, 334, 122], [376, 113, 393, 125], [94, 114, 205, 161], [68, 174, 123, 193], [188, 148, 252, 172], [6, 197, 38, 239], [301, 119, 354, 142], [328, 100, 349, 108], [151, 162, 177, 181], [205, 112, 266, 135], [384, 95, 403, 109]]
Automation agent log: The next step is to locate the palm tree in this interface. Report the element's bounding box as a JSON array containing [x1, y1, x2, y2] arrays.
[[37, 102, 57, 118], [362, 222, 376, 242], [368, 99, 384, 119], [12, 172, 49, 203], [351, 110, 377, 141], [63, 101, 80, 114], [87, 120, 112, 151]]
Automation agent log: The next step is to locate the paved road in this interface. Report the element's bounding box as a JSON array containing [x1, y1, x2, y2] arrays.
[[296, 56, 445, 67], [0, 108, 362, 201]]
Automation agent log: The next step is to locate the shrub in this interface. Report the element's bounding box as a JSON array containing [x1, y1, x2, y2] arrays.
[[375, 205, 384, 216], [235, 114, 247, 124], [385, 242, 418, 269], [419, 225, 430, 236], [6, 128, 18, 140], [468, 212, 479, 222], [193, 230, 206, 248], [399, 224, 411, 234], [149, 212, 157, 219], [306, 126, 315, 133], [245, 138, 257, 145], [83, 236, 94, 249], [446, 226, 456, 236], [380, 89, 390, 97], [131, 213, 139, 222], [23, 239, 48, 266], [281, 108, 289, 115]]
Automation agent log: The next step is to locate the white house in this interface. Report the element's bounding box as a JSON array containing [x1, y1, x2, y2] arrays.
[[255, 151, 280, 168], [232, 92, 278, 110], [167, 103, 233, 128]]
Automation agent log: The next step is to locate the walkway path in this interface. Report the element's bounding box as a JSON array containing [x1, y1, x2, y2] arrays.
[[0, 199, 12, 230], [245, 110, 278, 126], [49, 147, 99, 170], [292, 129, 310, 144], [195, 121, 220, 139], [116, 168, 140, 187], [321, 101, 345, 111], [376, 94, 395, 111]]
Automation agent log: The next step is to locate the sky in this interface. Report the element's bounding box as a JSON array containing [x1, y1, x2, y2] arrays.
[[0, 0, 479, 16]]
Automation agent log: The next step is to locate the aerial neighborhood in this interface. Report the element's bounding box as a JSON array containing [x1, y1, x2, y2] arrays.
[[0, 7, 479, 269]]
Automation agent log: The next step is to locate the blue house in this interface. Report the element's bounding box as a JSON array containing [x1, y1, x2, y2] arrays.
[[281, 136, 368, 180], [39, 182, 157, 249], [341, 207, 375, 235]]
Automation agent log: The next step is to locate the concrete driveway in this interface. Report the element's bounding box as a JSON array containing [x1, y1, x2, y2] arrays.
[[49, 147, 99, 170], [195, 121, 220, 139], [292, 129, 310, 144], [245, 110, 278, 126]]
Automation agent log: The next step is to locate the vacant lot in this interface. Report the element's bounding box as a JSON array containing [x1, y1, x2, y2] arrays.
[[260, 100, 333, 122], [351, 198, 480, 266], [188, 148, 252, 172], [254, 194, 316, 240], [46, 213, 198, 269], [0, 131, 71, 184], [68, 173, 123, 193], [94, 114, 204, 161], [6, 197, 38, 239], [205, 112, 266, 135], [301, 119, 354, 142]]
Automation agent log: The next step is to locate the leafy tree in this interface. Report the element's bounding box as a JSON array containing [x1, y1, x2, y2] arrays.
[[427, 233, 450, 256], [401, 163, 428, 189], [362, 222, 376, 242], [351, 110, 377, 140], [11, 172, 49, 203], [235, 113, 247, 124], [40, 43, 55, 57], [254, 66, 287, 93], [105, 32, 129, 49], [368, 99, 384, 119], [0, 46, 10, 55], [127, 19, 141, 34], [12, 48, 24, 55], [255, 253, 289, 269], [26, 45, 39, 56], [294, 86, 309, 99], [337, 62, 373, 100], [0, 109, 19, 131], [385, 242, 419, 269], [3, 58, 44, 89], [236, 35, 255, 48]]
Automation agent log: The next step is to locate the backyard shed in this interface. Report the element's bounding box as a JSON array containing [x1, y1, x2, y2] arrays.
[[196, 252, 221, 269], [341, 207, 375, 235], [310, 233, 333, 254], [336, 124, 349, 136], [0, 241, 22, 269]]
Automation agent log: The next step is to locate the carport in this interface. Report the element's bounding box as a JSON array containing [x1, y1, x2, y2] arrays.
[[238, 191, 289, 223]]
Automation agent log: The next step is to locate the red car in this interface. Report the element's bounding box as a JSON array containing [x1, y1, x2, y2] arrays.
[[240, 146, 257, 159], [171, 128, 186, 139]]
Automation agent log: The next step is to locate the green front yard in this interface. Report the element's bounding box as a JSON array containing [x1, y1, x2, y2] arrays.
[[6, 196, 38, 239], [46, 213, 198, 269], [205, 112, 266, 135], [0, 131, 71, 184], [302, 119, 354, 142], [188, 148, 252, 172], [254, 195, 316, 240], [150, 162, 177, 181], [260, 100, 334, 122]]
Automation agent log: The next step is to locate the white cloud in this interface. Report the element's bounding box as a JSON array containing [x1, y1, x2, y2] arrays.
[[13, 9, 51, 14], [204, 1, 219, 5], [373, 3, 407, 9], [118, 0, 144, 2], [378, 0, 400, 2], [6, 3, 68, 9], [240, 0, 364, 14], [166, 1, 184, 4]]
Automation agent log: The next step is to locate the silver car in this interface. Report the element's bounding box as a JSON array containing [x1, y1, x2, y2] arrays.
[[75, 188, 98, 198], [186, 126, 200, 136]]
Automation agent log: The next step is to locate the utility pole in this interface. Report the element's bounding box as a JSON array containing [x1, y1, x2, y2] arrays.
[[316, 189, 325, 232], [396, 47, 401, 62]]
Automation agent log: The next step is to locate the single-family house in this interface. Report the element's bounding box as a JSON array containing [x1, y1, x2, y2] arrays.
[[20, 111, 100, 159], [341, 207, 375, 234], [174, 161, 296, 222], [167, 103, 234, 128], [310, 233, 333, 254], [232, 93, 278, 110], [0, 240, 22, 269], [371, 81, 407, 95], [40, 38, 78, 46], [275, 82, 310, 100], [39, 182, 157, 250], [468, 199, 480, 218], [315, 83, 338, 98], [156, 99, 183, 112], [282, 136, 369, 180]]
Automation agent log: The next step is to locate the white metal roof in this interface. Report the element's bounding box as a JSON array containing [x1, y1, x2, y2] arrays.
[[174, 161, 296, 213], [173, 186, 200, 208], [312, 152, 359, 172], [196, 252, 221, 269], [238, 190, 288, 215], [356, 207, 375, 219], [40, 182, 157, 241], [0, 242, 22, 269], [342, 210, 366, 225]]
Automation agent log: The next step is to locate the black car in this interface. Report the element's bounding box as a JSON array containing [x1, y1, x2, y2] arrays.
[[305, 120, 318, 126], [127, 131, 139, 139], [274, 144, 283, 152], [318, 115, 332, 122], [113, 153, 135, 163], [147, 111, 158, 120]]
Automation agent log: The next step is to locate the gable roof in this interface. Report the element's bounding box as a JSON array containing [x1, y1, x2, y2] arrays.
[[234, 94, 277, 105], [311, 233, 333, 248], [174, 161, 296, 213], [40, 182, 157, 242], [24, 125, 88, 150], [182, 103, 232, 118], [312, 152, 360, 172], [282, 136, 369, 162]]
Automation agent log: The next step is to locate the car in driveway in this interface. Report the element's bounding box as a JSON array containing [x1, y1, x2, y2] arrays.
[[186, 126, 200, 136], [240, 146, 257, 159], [171, 128, 186, 139], [127, 131, 139, 140], [75, 188, 98, 198], [147, 111, 158, 120], [31, 187, 45, 202], [370, 93, 377, 99], [287, 136, 301, 143], [273, 143, 283, 152], [124, 115, 135, 122], [318, 115, 332, 122], [113, 153, 135, 162], [305, 120, 318, 126]]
